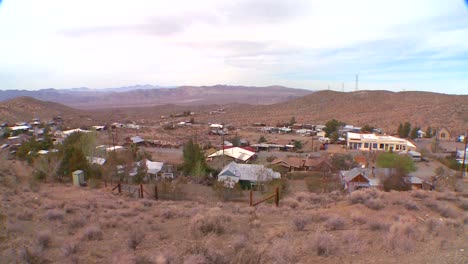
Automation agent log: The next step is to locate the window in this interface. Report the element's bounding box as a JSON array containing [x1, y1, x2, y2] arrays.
[[441, 132, 446, 138], [364, 143, 369, 148], [379, 144, 384, 149], [373, 143, 378, 149]]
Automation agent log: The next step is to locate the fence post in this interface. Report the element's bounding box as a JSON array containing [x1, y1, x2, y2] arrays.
[[154, 185, 158, 200], [140, 184, 144, 199], [249, 190, 253, 206], [275, 187, 279, 207], [118, 182, 121, 194]]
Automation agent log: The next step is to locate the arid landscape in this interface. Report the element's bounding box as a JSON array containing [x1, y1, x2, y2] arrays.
[[1, 1, 468, 263], [1, 158, 467, 264]]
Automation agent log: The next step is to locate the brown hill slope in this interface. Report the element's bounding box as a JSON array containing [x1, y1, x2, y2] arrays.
[[204, 90, 468, 134], [0, 96, 86, 122]]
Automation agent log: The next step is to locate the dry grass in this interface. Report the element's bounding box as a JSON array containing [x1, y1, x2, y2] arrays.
[[190, 209, 232, 237], [325, 215, 346, 230], [82, 226, 103, 241], [311, 231, 337, 256], [2, 180, 467, 263]]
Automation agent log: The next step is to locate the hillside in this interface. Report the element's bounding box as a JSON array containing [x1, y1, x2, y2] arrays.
[[0, 96, 86, 122], [0, 85, 313, 109], [193, 90, 468, 134]]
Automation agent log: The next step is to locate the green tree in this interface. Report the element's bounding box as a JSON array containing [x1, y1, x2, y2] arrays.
[[182, 139, 209, 177], [376, 152, 415, 191], [293, 140, 303, 150], [289, 116, 296, 126], [361, 124, 374, 133], [425, 126, 433, 138], [258, 136, 267, 143], [410, 126, 420, 139], [324, 119, 345, 137], [133, 160, 147, 184], [230, 136, 241, 147]]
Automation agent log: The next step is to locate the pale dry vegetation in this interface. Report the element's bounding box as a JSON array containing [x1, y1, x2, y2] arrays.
[[0, 178, 467, 263]]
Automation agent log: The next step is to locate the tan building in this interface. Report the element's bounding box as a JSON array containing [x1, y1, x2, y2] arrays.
[[436, 128, 451, 141]]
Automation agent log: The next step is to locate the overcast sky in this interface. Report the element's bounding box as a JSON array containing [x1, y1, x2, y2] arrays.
[[0, 0, 468, 94]]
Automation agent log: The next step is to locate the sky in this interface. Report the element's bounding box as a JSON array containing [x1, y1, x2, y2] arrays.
[[0, 0, 468, 94]]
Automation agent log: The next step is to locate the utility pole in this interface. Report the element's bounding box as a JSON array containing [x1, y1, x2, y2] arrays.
[[221, 122, 225, 167], [355, 74, 359, 91], [461, 129, 468, 178]]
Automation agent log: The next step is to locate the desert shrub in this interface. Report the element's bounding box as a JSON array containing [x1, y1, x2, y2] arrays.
[[36, 230, 52, 250], [411, 190, 429, 199], [88, 178, 102, 189], [17, 210, 34, 221], [212, 181, 244, 202], [404, 200, 420, 211], [364, 198, 385, 210], [343, 230, 365, 254], [153, 179, 186, 201], [311, 232, 337, 256], [351, 213, 367, 225], [463, 217, 468, 225], [69, 217, 86, 230], [267, 238, 298, 263], [436, 191, 458, 202], [385, 222, 419, 253], [292, 216, 308, 231], [309, 212, 329, 223], [349, 189, 377, 204], [282, 198, 299, 209], [325, 216, 345, 230], [437, 205, 458, 218], [161, 209, 176, 219], [128, 229, 146, 252], [19, 246, 46, 264], [426, 218, 444, 235], [82, 226, 103, 241], [458, 199, 468, 211], [425, 199, 458, 218], [142, 200, 153, 207], [368, 219, 390, 231], [190, 209, 231, 237], [266, 155, 277, 162], [62, 241, 78, 257], [46, 209, 64, 221], [183, 254, 207, 264], [232, 247, 262, 264], [135, 255, 154, 264]]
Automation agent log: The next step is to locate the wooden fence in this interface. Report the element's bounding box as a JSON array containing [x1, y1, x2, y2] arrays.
[[111, 182, 159, 200], [249, 187, 279, 207]]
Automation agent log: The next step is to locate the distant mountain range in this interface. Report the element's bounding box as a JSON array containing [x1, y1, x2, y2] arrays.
[[1, 90, 467, 135], [0, 85, 313, 109]]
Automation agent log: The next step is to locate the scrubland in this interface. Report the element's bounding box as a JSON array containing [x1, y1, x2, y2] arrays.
[[1, 174, 467, 264]]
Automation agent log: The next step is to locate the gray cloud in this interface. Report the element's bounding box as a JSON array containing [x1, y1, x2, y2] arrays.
[[60, 13, 219, 37], [223, 0, 311, 24]]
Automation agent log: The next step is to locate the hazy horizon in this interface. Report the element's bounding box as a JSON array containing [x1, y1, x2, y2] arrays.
[[1, 0, 468, 94]]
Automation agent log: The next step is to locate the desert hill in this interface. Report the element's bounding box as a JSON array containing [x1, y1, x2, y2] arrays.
[[0, 96, 87, 122], [0, 85, 313, 109], [192, 90, 468, 134]]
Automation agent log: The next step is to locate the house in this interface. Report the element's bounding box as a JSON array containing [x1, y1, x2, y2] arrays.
[[8, 134, 29, 145], [271, 157, 304, 171], [10, 125, 31, 133], [209, 124, 224, 129], [57, 128, 91, 138], [404, 175, 423, 190], [218, 161, 281, 188], [92, 125, 106, 131], [354, 155, 367, 168], [347, 132, 416, 152], [87, 156, 107, 166], [127, 136, 145, 145], [271, 156, 333, 172], [146, 160, 169, 179], [303, 157, 333, 172], [417, 130, 426, 138], [340, 168, 381, 192], [436, 128, 451, 141], [207, 147, 256, 163], [316, 131, 326, 138], [399, 150, 422, 162]]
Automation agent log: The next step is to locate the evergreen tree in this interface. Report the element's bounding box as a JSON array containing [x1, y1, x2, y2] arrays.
[[425, 126, 433, 138], [410, 126, 420, 139]]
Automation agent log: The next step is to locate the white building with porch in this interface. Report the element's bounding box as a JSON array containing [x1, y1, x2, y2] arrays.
[[347, 132, 416, 152]]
